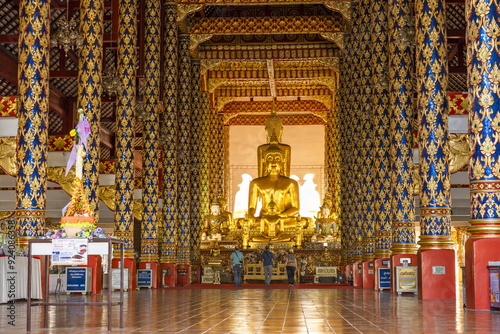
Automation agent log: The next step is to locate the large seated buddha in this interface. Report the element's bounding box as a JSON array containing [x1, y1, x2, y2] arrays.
[[239, 100, 307, 247]]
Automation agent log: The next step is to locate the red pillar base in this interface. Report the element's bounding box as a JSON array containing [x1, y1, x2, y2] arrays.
[[353, 262, 363, 287], [346, 264, 353, 285], [340, 265, 346, 276], [391, 254, 417, 294], [159, 263, 176, 287], [112, 258, 137, 291], [139, 262, 159, 289], [465, 237, 500, 309], [417, 249, 456, 300], [362, 261, 374, 289], [176, 264, 191, 286], [373, 258, 390, 291], [79, 255, 102, 294]]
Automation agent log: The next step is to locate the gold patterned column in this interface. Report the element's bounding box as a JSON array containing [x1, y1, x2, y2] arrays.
[[371, 0, 392, 259], [223, 124, 230, 203], [200, 92, 211, 221], [113, 0, 136, 258], [360, 0, 375, 262], [209, 108, 219, 200], [161, 3, 178, 264], [388, 0, 417, 255], [15, 0, 50, 247], [190, 59, 201, 265], [140, 0, 160, 263], [177, 34, 191, 265], [77, 0, 104, 223]]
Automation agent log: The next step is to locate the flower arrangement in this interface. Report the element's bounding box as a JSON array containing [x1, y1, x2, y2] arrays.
[[42, 228, 67, 239], [41, 226, 112, 239], [245, 249, 263, 264]]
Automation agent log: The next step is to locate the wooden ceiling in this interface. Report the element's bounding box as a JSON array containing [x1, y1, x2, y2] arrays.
[[0, 0, 467, 159]]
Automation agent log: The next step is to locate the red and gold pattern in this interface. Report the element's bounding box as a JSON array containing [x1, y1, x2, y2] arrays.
[[98, 160, 116, 174], [48, 135, 73, 151], [226, 114, 325, 126], [190, 16, 343, 36], [448, 92, 468, 115], [0, 97, 17, 117]]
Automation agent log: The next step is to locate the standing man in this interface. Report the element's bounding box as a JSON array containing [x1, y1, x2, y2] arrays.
[[231, 246, 244, 287], [262, 245, 274, 287]]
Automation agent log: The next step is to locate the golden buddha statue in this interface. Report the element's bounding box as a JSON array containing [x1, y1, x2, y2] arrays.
[[245, 143, 301, 242], [202, 199, 230, 241]]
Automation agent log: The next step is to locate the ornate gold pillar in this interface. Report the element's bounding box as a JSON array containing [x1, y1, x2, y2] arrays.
[[371, 0, 392, 261], [359, 0, 375, 263], [388, 0, 417, 255], [200, 92, 211, 220], [114, 0, 136, 259], [77, 0, 104, 223], [209, 108, 219, 200], [140, 0, 160, 263], [160, 3, 178, 266], [190, 59, 201, 265], [15, 0, 50, 246], [177, 34, 191, 266], [223, 124, 230, 203], [465, 0, 500, 309]]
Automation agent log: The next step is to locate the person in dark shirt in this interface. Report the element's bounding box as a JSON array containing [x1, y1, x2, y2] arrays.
[[262, 245, 274, 287]]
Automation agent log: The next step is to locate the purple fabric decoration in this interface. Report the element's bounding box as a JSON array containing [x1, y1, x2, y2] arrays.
[[65, 143, 77, 176], [76, 118, 91, 151]]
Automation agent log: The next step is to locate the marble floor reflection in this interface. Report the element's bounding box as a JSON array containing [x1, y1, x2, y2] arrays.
[[1, 286, 499, 333]]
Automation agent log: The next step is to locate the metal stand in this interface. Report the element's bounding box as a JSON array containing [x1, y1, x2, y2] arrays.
[[27, 238, 125, 332]]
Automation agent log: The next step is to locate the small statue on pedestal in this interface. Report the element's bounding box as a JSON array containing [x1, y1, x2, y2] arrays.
[[202, 199, 230, 241], [312, 198, 338, 242]]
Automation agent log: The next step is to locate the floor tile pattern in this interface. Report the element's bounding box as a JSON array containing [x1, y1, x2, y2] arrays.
[[1, 286, 499, 333]]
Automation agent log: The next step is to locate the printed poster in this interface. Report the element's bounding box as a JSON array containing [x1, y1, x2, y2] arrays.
[[52, 238, 88, 265]]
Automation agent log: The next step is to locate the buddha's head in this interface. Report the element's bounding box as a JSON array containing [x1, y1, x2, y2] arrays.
[[210, 200, 221, 216], [264, 144, 285, 175], [320, 201, 331, 218]]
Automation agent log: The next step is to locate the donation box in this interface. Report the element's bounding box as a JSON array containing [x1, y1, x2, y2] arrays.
[[66, 267, 92, 294]]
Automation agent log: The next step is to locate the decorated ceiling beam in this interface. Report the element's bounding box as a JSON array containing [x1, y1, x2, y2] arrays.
[[189, 16, 344, 50], [219, 100, 328, 114], [226, 113, 326, 126], [177, 1, 350, 22]]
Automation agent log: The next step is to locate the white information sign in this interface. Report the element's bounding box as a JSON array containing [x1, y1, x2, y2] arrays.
[[52, 238, 88, 265]]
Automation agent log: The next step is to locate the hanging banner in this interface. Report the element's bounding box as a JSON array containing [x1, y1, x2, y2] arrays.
[[52, 238, 88, 265]]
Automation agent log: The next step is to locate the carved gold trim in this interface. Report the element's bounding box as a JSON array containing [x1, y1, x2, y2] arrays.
[[177, 4, 203, 22], [317, 57, 340, 72], [200, 59, 223, 76], [222, 113, 237, 124], [315, 76, 338, 91], [0, 137, 17, 176], [216, 97, 235, 110], [189, 34, 213, 51], [312, 95, 333, 110], [324, 1, 351, 21], [320, 32, 344, 50], [417, 235, 455, 250], [208, 78, 230, 93]]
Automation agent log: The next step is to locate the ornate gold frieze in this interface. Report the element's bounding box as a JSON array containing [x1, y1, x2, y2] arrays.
[[216, 96, 235, 110], [317, 57, 340, 72], [190, 16, 343, 35], [200, 59, 223, 76], [219, 100, 328, 114]]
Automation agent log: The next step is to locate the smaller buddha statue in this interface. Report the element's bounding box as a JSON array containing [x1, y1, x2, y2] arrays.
[[219, 198, 235, 230], [313, 199, 338, 242], [202, 199, 230, 241]]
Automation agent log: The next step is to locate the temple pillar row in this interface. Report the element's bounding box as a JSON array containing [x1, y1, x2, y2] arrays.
[[15, 0, 51, 247], [415, 0, 455, 300], [78, 0, 104, 224], [113, 0, 135, 259], [140, 0, 161, 265], [465, 0, 500, 309]]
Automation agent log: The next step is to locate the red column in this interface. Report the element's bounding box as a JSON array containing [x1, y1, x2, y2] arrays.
[[417, 249, 455, 300], [362, 261, 374, 289], [353, 262, 363, 287], [79, 255, 102, 294]]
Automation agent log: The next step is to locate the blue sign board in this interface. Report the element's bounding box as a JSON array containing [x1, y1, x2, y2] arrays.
[[66, 267, 87, 292], [137, 269, 152, 288], [378, 268, 391, 290]]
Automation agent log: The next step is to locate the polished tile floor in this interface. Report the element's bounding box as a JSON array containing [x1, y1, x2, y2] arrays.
[[2, 285, 499, 333]]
